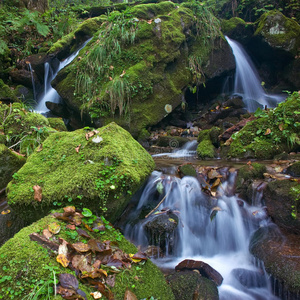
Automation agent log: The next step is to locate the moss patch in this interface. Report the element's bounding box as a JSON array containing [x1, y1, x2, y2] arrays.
[[7, 122, 155, 224], [197, 139, 215, 159], [0, 212, 174, 300]]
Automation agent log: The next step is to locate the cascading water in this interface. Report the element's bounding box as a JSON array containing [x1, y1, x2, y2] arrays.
[[152, 140, 198, 158], [123, 170, 280, 299], [225, 36, 284, 112], [27, 62, 37, 103], [35, 38, 91, 113]]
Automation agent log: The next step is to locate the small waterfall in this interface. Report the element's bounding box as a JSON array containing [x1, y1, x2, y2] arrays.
[[35, 38, 92, 113], [27, 62, 37, 103], [152, 140, 197, 158], [123, 171, 280, 300], [225, 36, 284, 112]]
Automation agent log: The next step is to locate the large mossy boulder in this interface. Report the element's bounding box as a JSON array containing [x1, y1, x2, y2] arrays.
[[0, 212, 174, 300], [254, 10, 300, 57], [226, 92, 300, 159], [0, 144, 26, 190], [7, 122, 155, 224], [52, 1, 234, 137]]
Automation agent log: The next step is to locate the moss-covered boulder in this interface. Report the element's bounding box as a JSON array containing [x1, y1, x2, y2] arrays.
[[7, 122, 155, 224], [0, 79, 19, 102], [254, 10, 300, 56], [196, 127, 220, 159], [264, 180, 300, 234], [51, 1, 234, 137], [286, 161, 300, 177], [226, 92, 300, 159], [167, 270, 219, 300], [0, 212, 174, 300], [250, 225, 300, 297], [47, 117, 67, 132], [0, 144, 26, 190], [0, 102, 55, 155]]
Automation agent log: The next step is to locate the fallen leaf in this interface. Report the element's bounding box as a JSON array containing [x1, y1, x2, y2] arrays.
[[43, 228, 52, 239], [77, 228, 90, 238], [131, 251, 148, 261], [124, 288, 138, 300], [36, 144, 43, 152], [59, 273, 79, 290], [48, 222, 61, 234], [208, 169, 220, 180], [264, 128, 271, 135], [1, 209, 10, 215], [147, 19, 153, 24], [67, 224, 76, 230], [120, 70, 126, 78], [106, 275, 116, 287], [57, 254, 70, 267], [75, 144, 81, 153], [33, 185, 42, 202], [72, 242, 90, 253], [278, 123, 284, 131], [90, 292, 102, 299]]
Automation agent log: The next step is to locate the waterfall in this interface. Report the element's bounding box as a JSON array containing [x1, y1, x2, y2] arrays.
[[27, 62, 37, 103], [35, 38, 92, 113], [225, 36, 284, 112], [152, 140, 197, 158], [123, 170, 280, 300]]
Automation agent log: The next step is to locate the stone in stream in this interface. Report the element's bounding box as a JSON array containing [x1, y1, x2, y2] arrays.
[[175, 259, 223, 286], [231, 268, 267, 288]]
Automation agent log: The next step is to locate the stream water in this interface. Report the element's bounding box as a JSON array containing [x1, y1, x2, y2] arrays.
[[225, 36, 284, 112], [34, 38, 91, 113], [122, 162, 280, 299]]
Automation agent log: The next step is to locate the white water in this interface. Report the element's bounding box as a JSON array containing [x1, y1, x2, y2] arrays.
[[35, 38, 91, 113], [28, 62, 37, 103], [152, 140, 197, 158], [226, 36, 284, 112], [124, 171, 279, 299]]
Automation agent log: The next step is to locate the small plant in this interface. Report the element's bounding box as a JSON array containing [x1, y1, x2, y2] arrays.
[[290, 186, 300, 219]]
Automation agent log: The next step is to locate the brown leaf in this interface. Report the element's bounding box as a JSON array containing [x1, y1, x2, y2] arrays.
[[88, 239, 105, 253], [131, 251, 148, 261], [33, 185, 42, 202], [36, 144, 43, 152], [147, 19, 153, 24], [124, 288, 138, 300], [59, 273, 79, 290], [57, 285, 76, 298], [77, 228, 90, 238], [63, 206, 76, 215], [85, 131, 95, 140], [264, 128, 271, 135], [75, 144, 81, 153], [72, 255, 92, 273], [120, 70, 126, 78], [67, 224, 76, 230], [73, 214, 82, 226], [211, 178, 221, 192], [106, 275, 116, 287], [278, 123, 284, 131], [72, 242, 90, 253], [29, 233, 59, 252], [208, 169, 220, 180], [42, 228, 53, 239]]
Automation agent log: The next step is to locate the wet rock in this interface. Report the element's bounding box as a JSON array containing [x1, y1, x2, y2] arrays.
[[285, 161, 300, 177], [9, 68, 36, 88], [178, 163, 197, 178], [167, 270, 219, 300], [0, 79, 19, 103], [144, 214, 178, 253], [175, 259, 223, 286], [231, 268, 267, 288]]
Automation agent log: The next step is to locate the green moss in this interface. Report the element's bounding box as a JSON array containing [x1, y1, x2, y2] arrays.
[[197, 139, 215, 159], [227, 92, 300, 159], [221, 17, 246, 33], [0, 213, 174, 300], [178, 163, 197, 177], [47, 118, 67, 132], [255, 10, 300, 55], [0, 143, 26, 190], [7, 123, 155, 224], [0, 79, 19, 102]]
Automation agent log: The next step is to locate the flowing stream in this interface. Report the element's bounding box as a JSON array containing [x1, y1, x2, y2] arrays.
[[225, 36, 284, 112], [35, 38, 91, 113], [122, 167, 280, 299]]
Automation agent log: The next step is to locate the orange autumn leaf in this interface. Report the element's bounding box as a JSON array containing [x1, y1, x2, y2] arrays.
[[264, 128, 271, 135], [75, 144, 81, 153], [57, 254, 70, 267], [33, 185, 42, 202], [72, 242, 90, 253]]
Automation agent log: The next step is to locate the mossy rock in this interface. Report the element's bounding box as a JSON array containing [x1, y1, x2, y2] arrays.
[[197, 139, 216, 159], [0, 212, 174, 300], [264, 180, 300, 234], [250, 225, 300, 296], [47, 118, 67, 132], [254, 10, 300, 56], [7, 122, 155, 224], [197, 127, 220, 147], [227, 92, 300, 159], [52, 1, 234, 137], [0, 79, 19, 102], [0, 144, 26, 190], [178, 163, 197, 178], [0, 102, 55, 155], [167, 270, 219, 300], [286, 161, 300, 177], [235, 163, 266, 202]]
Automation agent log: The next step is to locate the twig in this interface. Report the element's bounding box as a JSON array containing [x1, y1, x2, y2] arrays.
[[8, 134, 28, 149], [145, 183, 172, 218]]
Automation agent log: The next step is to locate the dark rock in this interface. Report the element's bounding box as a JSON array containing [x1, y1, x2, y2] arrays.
[[156, 136, 190, 148], [9, 68, 35, 88], [223, 96, 245, 109], [175, 259, 223, 286], [46, 101, 69, 118], [166, 270, 219, 300], [285, 162, 300, 177]]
